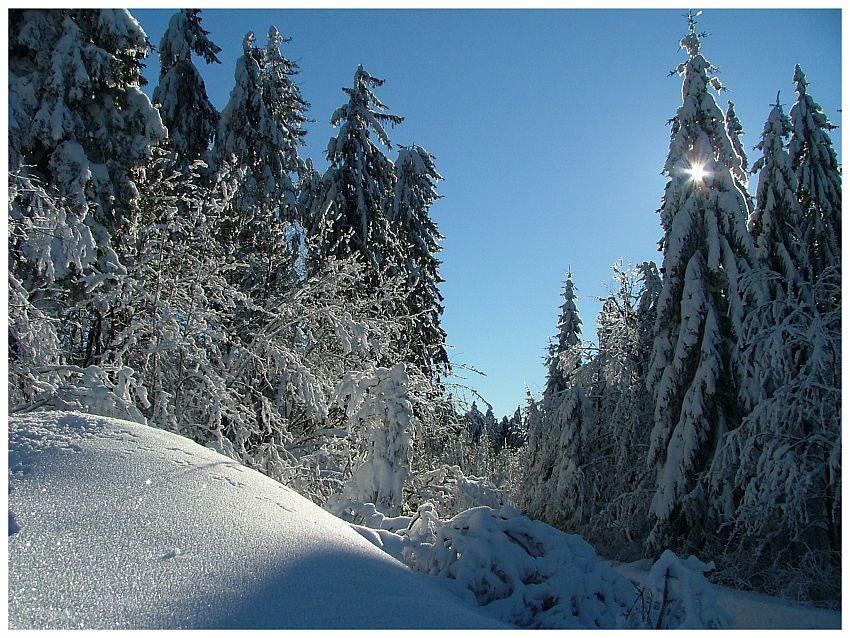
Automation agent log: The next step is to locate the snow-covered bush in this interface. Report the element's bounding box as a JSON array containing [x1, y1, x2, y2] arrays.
[[407, 506, 642, 629], [353, 504, 730, 629], [406, 464, 509, 519], [14, 365, 150, 425], [326, 362, 415, 517], [642, 550, 732, 629]]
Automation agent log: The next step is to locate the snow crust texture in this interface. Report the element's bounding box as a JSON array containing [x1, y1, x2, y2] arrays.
[[7, 411, 505, 629]]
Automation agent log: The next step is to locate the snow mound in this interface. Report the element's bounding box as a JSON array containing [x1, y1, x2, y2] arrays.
[[354, 502, 730, 629], [7, 411, 506, 629]]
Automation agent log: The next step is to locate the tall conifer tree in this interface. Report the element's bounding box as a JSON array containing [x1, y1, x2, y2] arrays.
[[645, 12, 759, 553], [725, 101, 753, 214], [9, 9, 166, 257], [748, 97, 806, 301], [520, 271, 584, 525], [390, 145, 450, 378], [152, 9, 221, 172], [544, 272, 582, 401], [214, 28, 308, 300], [788, 64, 841, 298], [310, 65, 403, 282], [713, 88, 842, 598], [8, 9, 166, 368]]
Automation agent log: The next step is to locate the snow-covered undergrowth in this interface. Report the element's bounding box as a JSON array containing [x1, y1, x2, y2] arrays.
[[7, 411, 840, 630], [352, 503, 730, 629], [413, 464, 511, 515]]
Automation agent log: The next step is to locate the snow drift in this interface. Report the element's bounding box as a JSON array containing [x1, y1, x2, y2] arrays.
[[7, 411, 505, 629]]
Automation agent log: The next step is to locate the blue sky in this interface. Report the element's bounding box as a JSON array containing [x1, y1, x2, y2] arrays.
[[132, 7, 841, 418]]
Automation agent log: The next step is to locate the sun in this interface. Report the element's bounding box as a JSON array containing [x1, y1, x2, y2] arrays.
[[686, 163, 708, 182]]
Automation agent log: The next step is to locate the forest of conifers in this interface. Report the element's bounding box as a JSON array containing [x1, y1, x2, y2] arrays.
[[8, 9, 840, 607]]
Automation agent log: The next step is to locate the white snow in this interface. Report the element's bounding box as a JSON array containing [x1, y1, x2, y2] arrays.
[[610, 559, 840, 630], [7, 411, 505, 629], [7, 410, 841, 629]]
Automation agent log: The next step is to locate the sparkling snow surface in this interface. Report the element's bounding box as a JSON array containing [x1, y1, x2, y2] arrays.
[[7, 411, 506, 629]]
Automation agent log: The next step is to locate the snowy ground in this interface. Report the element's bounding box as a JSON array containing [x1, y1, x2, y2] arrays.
[[7, 411, 842, 629], [7, 411, 505, 629], [609, 560, 841, 630]]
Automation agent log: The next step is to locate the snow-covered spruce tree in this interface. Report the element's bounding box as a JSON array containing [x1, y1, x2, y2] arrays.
[[747, 97, 807, 302], [8, 9, 166, 384], [195, 29, 310, 475], [645, 13, 761, 555], [544, 378, 593, 531], [709, 96, 842, 604], [543, 271, 583, 401], [537, 265, 638, 536], [519, 397, 553, 522], [517, 390, 544, 477], [522, 261, 660, 555], [382, 145, 453, 476], [788, 64, 841, 301], [389, 145, 450, 380], [9, 9, 165, 238], [152, 9, 221, 172], [721, 270, 840, 605], [725, 101, 754, 215], [519, 272, 586, 525], [308, 65, 404, 283], [214, 28, 308, 301], [303, 69, 457, 494]]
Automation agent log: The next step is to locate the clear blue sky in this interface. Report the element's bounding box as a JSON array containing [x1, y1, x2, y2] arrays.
[[132, 7, 841, 418]]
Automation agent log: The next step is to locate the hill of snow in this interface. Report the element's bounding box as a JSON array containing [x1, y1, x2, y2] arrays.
[[7, 411, 841, 629], [7, 411, 506, 629]]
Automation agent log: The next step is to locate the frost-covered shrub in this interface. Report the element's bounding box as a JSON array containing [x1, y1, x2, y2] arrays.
[[642, 550, 732, 629], [8, 274, 61, 407], [353, 503, 731, 629], [326, 363, 414, 517], [407, 464, 510, 519], [15, 365, 150, 425]]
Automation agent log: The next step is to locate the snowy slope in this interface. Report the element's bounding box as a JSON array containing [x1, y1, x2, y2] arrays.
[[7, 411, 506, 629]]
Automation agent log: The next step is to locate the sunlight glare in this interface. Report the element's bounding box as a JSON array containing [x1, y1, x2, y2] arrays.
[[687, 164, 707, 182]]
